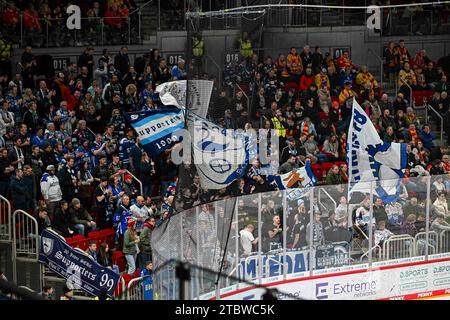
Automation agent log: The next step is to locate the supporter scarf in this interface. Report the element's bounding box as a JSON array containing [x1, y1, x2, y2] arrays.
[[409, 129, 419, 144], [302, 121, 309, 136]]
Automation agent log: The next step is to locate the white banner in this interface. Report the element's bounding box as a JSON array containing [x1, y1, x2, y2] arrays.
[[155, 80, 213, 118], [187, 112, 249, 190], [347, 99, 407, 202]]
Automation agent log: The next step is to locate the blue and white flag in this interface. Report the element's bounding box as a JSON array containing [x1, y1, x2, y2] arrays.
[[38, 229, 120, 298], [347, 99, 407, 202], [125, 106, 185, 156], [187, 112, 251, 190], [266, 160, 317, 200]]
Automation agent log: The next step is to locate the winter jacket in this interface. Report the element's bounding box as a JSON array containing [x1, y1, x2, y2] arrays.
[[69, 204, 93, 226], [123, 229, 138, 255], [139, 222, 153, 255], [40, 173, 62, 202], [10, 175, 29, 209]]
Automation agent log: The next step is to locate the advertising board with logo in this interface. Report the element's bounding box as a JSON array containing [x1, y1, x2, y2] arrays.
[[211, 256, 450, 300]]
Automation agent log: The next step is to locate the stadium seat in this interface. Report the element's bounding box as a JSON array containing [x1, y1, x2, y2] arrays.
[[99, 228, 116, 249], [88, 231, 104, 246], [285, 82, 299, 91], [133, 269, 141, 278], [112, 250, 127, 272], [319, 112, 329, 121], [65, 237, 74, 246], [71, 235, 89, 251], [122, 273, 133, 286]]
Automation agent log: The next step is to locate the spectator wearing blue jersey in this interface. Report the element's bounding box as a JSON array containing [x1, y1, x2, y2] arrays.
[[113, 194, 131, 249], [419, 124, 435, 152], [90, 134, 110, 167], [171, 59, 186, 80], [32, 127, 45, 148], [140, 261, 154, 300], [75, 139, 92, 170], [119, 128, 135, 170]]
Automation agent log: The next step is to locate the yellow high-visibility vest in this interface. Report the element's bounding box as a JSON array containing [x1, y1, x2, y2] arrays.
[[271, 117, 286, 138], [239, 39, 253, 58], [192, 38, 204, 57], [0, 38, 12, 61]]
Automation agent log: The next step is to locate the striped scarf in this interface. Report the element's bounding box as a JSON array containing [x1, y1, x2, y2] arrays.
[[302, 121, 309, 136]]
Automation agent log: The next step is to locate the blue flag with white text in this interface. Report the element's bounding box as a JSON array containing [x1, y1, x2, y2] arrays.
[[125, 107, 185, 156], [38, 229, 120, 298]]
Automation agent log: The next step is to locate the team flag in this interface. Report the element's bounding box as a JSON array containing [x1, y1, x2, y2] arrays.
[[187, 112, 251, 190], [125, 106, 185, 156], [266, 160, 317, 200], [347, 99, 407, 202]]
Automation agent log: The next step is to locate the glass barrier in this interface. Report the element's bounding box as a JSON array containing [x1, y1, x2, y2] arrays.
[[153, 173, 450, 299]]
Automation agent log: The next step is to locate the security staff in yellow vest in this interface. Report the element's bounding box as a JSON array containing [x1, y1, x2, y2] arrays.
[[192, 33, 204, 58], [271, 109, 287, 139], [192, 33, 204, 76], [0, 35, 13, 79], [239, 32, 253, 59]]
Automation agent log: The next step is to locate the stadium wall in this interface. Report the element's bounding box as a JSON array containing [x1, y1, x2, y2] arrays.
[[11, 27, 450, 83]]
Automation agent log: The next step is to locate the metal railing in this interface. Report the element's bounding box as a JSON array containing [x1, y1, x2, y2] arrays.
[[382, 234, 415, 260], [11, 210, 39, 284], [414, 231, 438, 256], [367, 48, 383, 89], [0, 195, 12, 242], [425, 103, 444, 147], [126, 276, 145, 300], [318, 188, 337, 216], [440, 230, 450, 253], [397, 76, 413, 109], [235, 83, 251, 118], [122, 169, 143, 197]]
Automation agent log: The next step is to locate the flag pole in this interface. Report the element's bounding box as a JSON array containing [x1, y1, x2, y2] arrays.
[[346, 98, 355, 215]]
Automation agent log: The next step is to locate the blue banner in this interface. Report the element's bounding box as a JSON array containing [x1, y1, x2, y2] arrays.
[[125, 106, 185, 156], [38, 229, 120, 298]]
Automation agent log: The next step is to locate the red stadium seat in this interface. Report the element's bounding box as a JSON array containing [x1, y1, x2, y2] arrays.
[[335, 161, 347, 167], [71, 235, 89, 251], [122, 273, 133, 286], [319, 112, 329, 121], [99, 228, 116, 249], [311, 164, 323, 181], [285, 82, 298, 91], [133, 269, 141, 278], [65, 237, 74, 246], [112, 250, 127, 272]]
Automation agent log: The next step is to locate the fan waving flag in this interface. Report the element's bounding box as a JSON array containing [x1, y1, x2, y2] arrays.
[[347, 99, 407, 202], [266, 160, 317, 200], [125, 106, 185, 157]]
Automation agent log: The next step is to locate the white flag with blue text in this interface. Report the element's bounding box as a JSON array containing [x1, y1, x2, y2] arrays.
[[347, 99, 407, 202], [188, 112, 251, 190]]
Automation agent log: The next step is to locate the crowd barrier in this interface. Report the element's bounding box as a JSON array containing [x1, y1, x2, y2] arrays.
[[0, 195, 11, 242]]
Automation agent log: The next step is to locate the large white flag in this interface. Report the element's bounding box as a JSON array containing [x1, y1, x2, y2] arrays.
[[155, 80, 213, 118], [347, 99, 407, 202], [187, 112, 250, 190]]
